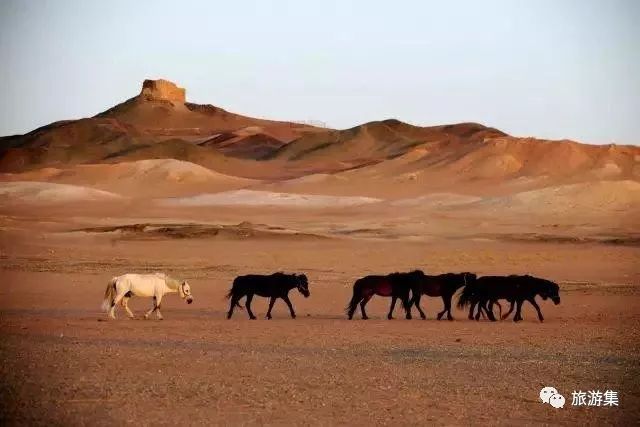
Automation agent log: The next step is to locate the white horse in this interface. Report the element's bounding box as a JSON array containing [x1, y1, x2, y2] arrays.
[[101, 273, 193, 320]]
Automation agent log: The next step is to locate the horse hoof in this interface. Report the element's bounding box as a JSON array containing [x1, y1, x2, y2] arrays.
[[249, 316, 257, 320], [362, 316, 368, 320]]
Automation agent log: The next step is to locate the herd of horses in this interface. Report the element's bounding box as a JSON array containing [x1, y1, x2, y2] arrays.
[[103, 270, 561, 322]]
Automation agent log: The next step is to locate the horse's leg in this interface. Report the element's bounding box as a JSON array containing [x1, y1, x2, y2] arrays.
[[501, 300, 515, 320], [144, 296, 157, 320], [110, 290, 127, 319], [476, 299, 493, 321], [387, 296, 397, 320], [484, 300, 497, 321], [122, 297, 135, 319], [402, 292, 412, 320], [443, 295, 454, 321], [283, 295, 296, 319], [245, 293, 256, 319], [528, 297, 544, 322], [513, 299, 524, 322], [494, 300, 503, 320], [360, 295, 372, 320], [414, 295, 427, 320], [437, 296, 446, 320], [227, 294, 240, 319], [468, 301, 477, 320], [154, 294, 164, 320], [474, 300, 483, 321], [347, 293, 363, 320], [266, 297, 277, 320]]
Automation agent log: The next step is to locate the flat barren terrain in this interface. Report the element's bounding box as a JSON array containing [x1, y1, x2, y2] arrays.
[[1, 201, 638, 426]]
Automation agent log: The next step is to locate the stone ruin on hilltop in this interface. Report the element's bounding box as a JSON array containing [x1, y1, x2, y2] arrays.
[[140, 79, 186, 103]]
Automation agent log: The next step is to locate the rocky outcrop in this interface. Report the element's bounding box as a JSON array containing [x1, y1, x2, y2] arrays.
[[140, 79, 186, 103]]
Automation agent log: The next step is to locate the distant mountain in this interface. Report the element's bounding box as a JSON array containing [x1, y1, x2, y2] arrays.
[[0, 79, 324, 172], [269, 119, 505, 168], [1, 79, 638, 192]]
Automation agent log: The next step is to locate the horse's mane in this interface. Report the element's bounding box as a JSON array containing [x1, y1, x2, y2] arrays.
[[524, 275, 558, 289], [390, 270, 423, 276], [270, 272, 299, 284], [158, 273, 182, 290]]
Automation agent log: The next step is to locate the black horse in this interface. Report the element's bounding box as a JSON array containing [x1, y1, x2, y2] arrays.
[[226, 273, 310, 319], [457, 275, 560, 322], [410, 272, 477, 320], [467, 299, 507, 321], [346, 270, 425, 320]]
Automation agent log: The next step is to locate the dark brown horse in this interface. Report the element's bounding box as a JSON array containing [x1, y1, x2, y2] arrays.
[[346, 270, 425, 320], [458, 275, 560, 322], [410, 272, 477, 320], [467, 299, 506, 320]]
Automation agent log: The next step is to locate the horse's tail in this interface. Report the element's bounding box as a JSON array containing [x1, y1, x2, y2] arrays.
[[225, 280, 244, 309], [101, 277, 117, 312], [457, 284, 473, 309], [345, 279, 362, 314]]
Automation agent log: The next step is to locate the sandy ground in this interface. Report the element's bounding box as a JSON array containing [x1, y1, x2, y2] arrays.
[[0, 199, 639, 426]]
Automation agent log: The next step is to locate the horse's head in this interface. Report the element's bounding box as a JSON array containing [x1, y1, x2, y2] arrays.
[[537, 278, 560, 305], [296, 274, 310, 298], [179, 281, 194, 304]]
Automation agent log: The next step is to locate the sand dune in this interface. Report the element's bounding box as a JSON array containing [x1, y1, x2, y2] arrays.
[[78, 159, 245, 183], [0, 159, 257, 197], [391, 193, 482, 207], [161, 189, 382, 207], [374, 181, 640, 223], [471, 180, 640, 216], [0, 181, 122, 204]]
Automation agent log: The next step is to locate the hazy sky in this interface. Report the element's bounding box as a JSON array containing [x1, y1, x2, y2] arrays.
[[1, 0, 638, 144]]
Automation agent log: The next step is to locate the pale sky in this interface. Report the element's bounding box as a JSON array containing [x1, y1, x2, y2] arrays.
[[1, 0, 638, 144]]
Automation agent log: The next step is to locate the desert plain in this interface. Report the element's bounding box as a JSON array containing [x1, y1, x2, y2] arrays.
[[1, 80, 639, 425]]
